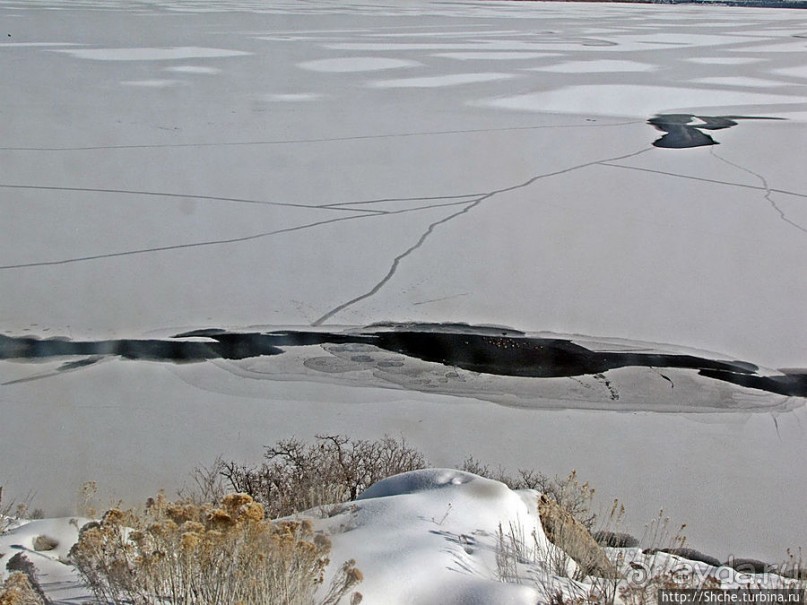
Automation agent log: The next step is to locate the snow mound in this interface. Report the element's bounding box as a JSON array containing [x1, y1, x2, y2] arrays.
[[309, 470, 802, 604], [358, 468, 507, 499], [314, 469, 572, 604], [0, 517, 91, 601], [1, 478, 802, 604]]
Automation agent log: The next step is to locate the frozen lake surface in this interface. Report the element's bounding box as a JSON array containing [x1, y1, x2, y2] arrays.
[[1, 0, 806, 564]]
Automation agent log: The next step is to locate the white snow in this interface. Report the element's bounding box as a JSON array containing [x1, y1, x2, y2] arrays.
[[686, 57, 764, 65], [316, 470, 565, 604], [120, 79, 183, 88], [0, 42, 81, 47], [164, 65, 222, 74], [435, 51, 558, 61], [687, 76, 792, 88], [0, 517, 91, 602], [773, 66, 807, 78], [52, 46, 251, 60], [298, 57, 421, 72], [261, 92, 323, 102], [315, 471, 803, 603], [368, 72, 516, 88], [611, 33, 758, 48], [527, 60, 656, 73], [476, 85, 802, 118]]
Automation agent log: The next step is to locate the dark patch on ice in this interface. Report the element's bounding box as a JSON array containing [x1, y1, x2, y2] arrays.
[[59, 357, 103, 371], [648, 115, 784, 149], [593, 531, 639, 548], [0, 333, 284, 362], [645, 547, 722, 568], [699, 368, 807, 398], [3, 323, 806, 401], [358, 328, 757, 379], [780, 567, 807, 580], [0, 327, 767, 379], [723, 557, 777, 574]]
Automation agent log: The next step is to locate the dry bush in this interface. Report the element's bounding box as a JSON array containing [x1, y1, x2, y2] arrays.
[[0, 573, 45, 605], [494, 517, 619, 605], [69, 493, 362, 605], [779, 548, 806, 580], [0, 488, 41, 533], [619, 567, 722, 605], [459, 459, 597, 529], [494, 489, 704, 605], [221, 434, 427, 518], [495, 521, 543, 584], [538, 495, 618, 580]]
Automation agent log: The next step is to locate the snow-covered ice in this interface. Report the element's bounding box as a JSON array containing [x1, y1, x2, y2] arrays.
[[2, 0, 806, 575], [299, 57, 421, 72], [527, 59, 657, 72], [368, 72, 516, 87], [477, 85, 799, 117], [51, 47, 252, 61]]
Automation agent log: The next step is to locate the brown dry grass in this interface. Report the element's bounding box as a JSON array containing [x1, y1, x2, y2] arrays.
[[69, 492, 362, 605], [0, 573, 45, 605]]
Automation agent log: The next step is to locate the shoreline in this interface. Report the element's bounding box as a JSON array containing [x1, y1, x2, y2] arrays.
[[486, 0, 807, 8]]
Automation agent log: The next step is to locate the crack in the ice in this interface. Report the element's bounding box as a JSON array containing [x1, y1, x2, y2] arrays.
[[312, 147, 652, 326], [771, 413, 782, 441], [412, 292, 469, 306], [322, 193, 484, 209], [0, 199, 473, 271], [311, 203, 479, 325], [0, 183, 385, 214], [650, 367, 674, 388], [598, 163, 807, 201], [709, 148, 807, 235], [0, 120, 641, 153], [0, 183, 485, 215]]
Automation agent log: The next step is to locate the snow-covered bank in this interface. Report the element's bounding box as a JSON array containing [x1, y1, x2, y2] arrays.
[[2, 471, 803, 604], [0, 516, 91, 603]]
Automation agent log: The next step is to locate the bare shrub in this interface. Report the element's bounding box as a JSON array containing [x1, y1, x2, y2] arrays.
[[1, 488, 40, 534], [69, 493, 362, 605], [460, 459, 597, 530], [619, 566, 722, 605], [178, 455, 228, 506], [779, 548, 806, 580], [77, 481, 98, 519], [495, 521, 538, 584], [221, 434, 427, 518]]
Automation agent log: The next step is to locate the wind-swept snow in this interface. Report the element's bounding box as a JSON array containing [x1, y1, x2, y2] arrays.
[[51, 47, 251, 61], [0, 517, 91, 603]]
